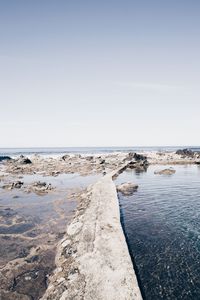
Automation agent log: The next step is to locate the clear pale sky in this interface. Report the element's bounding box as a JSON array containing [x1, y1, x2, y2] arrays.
[[0, 0, 200, 147]]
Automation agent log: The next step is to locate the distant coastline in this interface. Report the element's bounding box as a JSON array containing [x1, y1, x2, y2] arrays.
[[1, 146, 200, 158]]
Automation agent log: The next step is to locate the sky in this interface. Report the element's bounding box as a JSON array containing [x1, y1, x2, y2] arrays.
[[0, 0, 200, 147]]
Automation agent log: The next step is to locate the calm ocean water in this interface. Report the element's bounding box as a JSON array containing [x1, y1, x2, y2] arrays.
[[1, 146, 200, 157], [116, 165, 200, 300]]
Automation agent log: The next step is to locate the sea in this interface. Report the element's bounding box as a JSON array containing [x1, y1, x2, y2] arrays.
[[116, 165, 200, 299], [1, 146, 200, 158]]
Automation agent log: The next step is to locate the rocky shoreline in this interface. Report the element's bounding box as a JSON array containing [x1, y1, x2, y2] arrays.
[[0, 149, 200, 300]]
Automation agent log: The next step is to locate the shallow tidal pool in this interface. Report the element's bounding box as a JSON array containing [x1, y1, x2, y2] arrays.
[[0, 172, 100, 300], [116, 165, 200, 300]]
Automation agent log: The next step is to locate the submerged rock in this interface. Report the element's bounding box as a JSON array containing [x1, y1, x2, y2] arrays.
[[2, 181, 24, 190], [117, 182, 138, 196], [154, 168, 176, 175], [13, 181, 24, 189], [29, 181, 53, 194]]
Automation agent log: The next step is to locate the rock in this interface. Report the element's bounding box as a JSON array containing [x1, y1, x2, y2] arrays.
[[128, 159, 149, 169], [85, 156, 93, 161], [116, 182, 138, 196], [18, 156, 32, 164], [134, 153, 147, 161], [31, 181, 53, 192], [0, 156, 12, 162], [13, 181, 24, 189], [99, 159, 105, 165], [176, 149, 194, 157], [62, 154, 70, 161], [51, 171, 60, 177], [154, 168, 176, 175], [33, 181, 47, 188], [195, 161, 200, 165]]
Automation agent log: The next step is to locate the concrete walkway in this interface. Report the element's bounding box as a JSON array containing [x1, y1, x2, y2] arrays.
[[41, 169, 142, 300]]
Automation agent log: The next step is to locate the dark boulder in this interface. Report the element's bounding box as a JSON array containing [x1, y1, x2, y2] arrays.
[[0, 156, 12, 162], [62, 154, 70, 161], [176, 149, 194, 157], [18, 155, 32, 164], [99, 159, 105, 164], [134, 153, 147, 161]]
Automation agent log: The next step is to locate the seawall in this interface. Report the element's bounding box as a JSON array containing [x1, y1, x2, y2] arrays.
[[41, 167, 142, 300]]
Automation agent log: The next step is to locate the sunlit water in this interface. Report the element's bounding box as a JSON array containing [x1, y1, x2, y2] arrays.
[[116, 165, 200, 300]]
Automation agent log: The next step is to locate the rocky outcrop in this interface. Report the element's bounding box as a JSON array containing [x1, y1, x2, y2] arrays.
[[40, 167, 142, 300], [154, 168, 176, 175], [0, 156, 12, 162], [117, 182, 138, 196], [134, 153, 147, 161], [176, 149, 194, 157]]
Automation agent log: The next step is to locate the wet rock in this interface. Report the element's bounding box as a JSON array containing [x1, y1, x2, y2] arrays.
[[117, 182, 138, 196], [51, 171, 60, 176], [176, 149, 194, 157], [28, 181, 53, 194], [13, 181, 24, 189], [134, 153, 147, 161], [0, 156, 12, 162], [2, 181, 24, 190], [128, 159, 149, 169], [33, 181, 47, 188], [154, 168, 176, 175]]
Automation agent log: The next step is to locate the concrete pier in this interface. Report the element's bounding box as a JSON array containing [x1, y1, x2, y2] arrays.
[[41, 168, 142, 300]]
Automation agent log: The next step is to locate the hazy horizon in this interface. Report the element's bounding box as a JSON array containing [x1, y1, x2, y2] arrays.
[[1, 1, 200, 147]]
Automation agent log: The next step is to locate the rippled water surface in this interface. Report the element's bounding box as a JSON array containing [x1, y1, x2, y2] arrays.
[[116, 165, 200, 300]]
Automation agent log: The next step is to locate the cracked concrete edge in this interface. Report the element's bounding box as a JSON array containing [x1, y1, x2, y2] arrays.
[[41, 164, 143, 300]]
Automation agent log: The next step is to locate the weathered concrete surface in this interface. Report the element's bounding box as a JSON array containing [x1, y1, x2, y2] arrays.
[[40, 168, 142, 300]]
